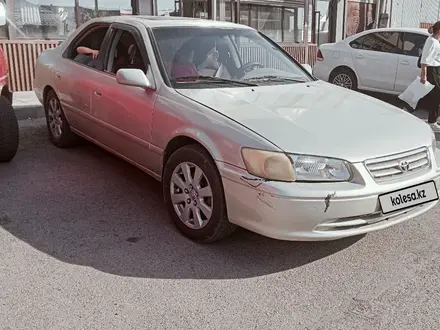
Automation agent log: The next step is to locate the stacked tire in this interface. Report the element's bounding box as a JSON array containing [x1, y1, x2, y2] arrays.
[[0, 96, 19, 162]]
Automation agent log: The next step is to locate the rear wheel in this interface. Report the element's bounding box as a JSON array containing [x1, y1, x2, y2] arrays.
[[163, 144, 237, 243], [0, 96, 19, 162], [330, 68, 358, 90], [44, 89, 81, 148]]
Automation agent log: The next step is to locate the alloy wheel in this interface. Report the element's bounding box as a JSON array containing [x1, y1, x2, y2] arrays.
[[333, 73, 353, 89], [170, 161, 213, 229], [47, 98, 63, 139]]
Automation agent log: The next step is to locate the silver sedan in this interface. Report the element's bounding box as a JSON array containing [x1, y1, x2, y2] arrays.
[[34, 16, 440, 243]]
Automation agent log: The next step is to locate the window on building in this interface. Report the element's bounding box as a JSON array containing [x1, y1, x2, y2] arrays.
[[238, 5, 305, 43], [350, 31, 402, 54], [283, 8, 304, 43]]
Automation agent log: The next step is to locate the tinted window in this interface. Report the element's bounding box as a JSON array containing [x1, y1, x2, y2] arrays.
[[402, 32, 427, 57], [350, 32, 402, 54], [152, 26, 313, 87], [105, 29, 148, 74]]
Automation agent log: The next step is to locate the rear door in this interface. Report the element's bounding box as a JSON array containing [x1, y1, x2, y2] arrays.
[[394, 32, 428, 93], [349, 31, 401, 92], [56, 24, 110, 131]]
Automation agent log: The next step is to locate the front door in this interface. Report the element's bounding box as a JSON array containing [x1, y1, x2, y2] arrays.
[[350, 31, 401, 92], [394, 32, 428, 93], [89, 23, 158, 172]]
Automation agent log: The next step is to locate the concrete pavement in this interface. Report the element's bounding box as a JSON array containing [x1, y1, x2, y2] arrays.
[[13, 91, 44, 120], [1, 118, 440, 329]]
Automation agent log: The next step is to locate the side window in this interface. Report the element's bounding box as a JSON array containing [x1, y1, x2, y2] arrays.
[[350, 32, 402, 54], [402, 33, 427, 57], [105, 29, 148, 75], [65, 25, 110, 69]]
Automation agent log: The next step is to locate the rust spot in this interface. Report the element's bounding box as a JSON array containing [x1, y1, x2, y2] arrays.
[[324, 192, 336, 213]]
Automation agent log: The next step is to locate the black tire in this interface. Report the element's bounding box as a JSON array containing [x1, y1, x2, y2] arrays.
[[0, 96, 19, 162], [163, 144, 237, 243], [330, 68, 358, 90], [44, 89, 80, 148]]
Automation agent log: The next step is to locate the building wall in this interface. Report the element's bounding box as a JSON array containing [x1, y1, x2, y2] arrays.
[[390, 0, 422, 28]]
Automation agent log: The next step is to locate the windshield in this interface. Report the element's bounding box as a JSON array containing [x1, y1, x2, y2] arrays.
[[151, 26, 313, 88]]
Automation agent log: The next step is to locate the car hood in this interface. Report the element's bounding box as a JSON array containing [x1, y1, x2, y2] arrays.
[[177, 80, 432, 162]]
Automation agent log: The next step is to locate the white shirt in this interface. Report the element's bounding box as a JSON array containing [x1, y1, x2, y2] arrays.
[[421, 36, 440, 67]]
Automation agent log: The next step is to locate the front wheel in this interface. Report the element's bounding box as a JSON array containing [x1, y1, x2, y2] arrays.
[[162, 144, 237, 243], [0, 96, 19, 162]]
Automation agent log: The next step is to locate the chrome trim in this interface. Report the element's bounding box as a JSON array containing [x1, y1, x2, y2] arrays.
[[364, 147, 431, 183]]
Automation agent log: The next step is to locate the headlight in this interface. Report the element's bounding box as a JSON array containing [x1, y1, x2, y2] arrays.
[[289, 154, 352, 182], [241, 148, 352, 182], [432, 132, 437, 151], [241, 148, 296, 182]]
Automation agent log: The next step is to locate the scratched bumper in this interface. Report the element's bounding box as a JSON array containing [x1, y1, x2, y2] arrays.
[[217, 155, 440, 241]]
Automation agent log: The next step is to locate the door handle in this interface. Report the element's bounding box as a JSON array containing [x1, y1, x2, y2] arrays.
[[355, 54, 364, 59], [400, 60, 409, 65], [93, 90, 102, 97]]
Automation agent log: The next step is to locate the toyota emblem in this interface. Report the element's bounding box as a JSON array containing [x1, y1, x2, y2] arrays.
[[398, 160, 410, 172]]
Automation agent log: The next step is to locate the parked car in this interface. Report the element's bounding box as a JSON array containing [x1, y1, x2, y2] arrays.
[[313, 27, 430, 95], [0, 2, 19, 162], [34, 16, 440, 243]]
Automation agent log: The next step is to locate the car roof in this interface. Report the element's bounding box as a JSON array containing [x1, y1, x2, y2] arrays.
[[340, 26, 430, 44], [89, 15, 254, 30], [369, 27, 430, 34]]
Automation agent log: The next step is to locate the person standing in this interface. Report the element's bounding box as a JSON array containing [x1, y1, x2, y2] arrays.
[[420, 21, 440, 131]]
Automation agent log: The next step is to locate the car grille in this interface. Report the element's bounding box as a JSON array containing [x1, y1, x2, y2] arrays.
[[364, 147, 430, 182]]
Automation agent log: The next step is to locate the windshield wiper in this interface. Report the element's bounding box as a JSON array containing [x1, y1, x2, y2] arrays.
[[244, 75, 307, 83], [173, 75, 258, 86]]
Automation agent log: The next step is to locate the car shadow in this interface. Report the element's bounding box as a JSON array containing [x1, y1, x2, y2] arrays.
[[0, 120, 363, 280]]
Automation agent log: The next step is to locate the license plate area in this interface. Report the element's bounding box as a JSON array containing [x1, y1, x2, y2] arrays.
[[379, 181, 439, 215]]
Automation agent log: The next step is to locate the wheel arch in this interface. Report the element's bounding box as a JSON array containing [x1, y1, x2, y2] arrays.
[[162, 131, 222, 177], [329, 65, 357, 81], [42, 85, 55, 105]]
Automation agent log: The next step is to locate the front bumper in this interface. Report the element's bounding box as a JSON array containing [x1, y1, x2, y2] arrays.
[[218, 149, 440, 241]]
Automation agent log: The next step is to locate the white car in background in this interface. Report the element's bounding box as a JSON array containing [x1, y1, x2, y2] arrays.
[[313, 27, 429, 95]]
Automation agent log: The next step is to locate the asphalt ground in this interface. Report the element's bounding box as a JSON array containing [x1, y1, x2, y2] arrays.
[[1, 118, 440, 329]]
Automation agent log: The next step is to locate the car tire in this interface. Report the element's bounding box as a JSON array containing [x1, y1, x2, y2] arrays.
[[0, 96, 19, 162], [330, 68, 358, 90], [44, 89, 81, 148], [163, 144, 237, 243]]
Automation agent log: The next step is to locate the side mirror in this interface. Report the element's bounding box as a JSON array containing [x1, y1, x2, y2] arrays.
[[116, 68, 154, 89], [301, 63, 313, 75], [0, 2, 6, 27]]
